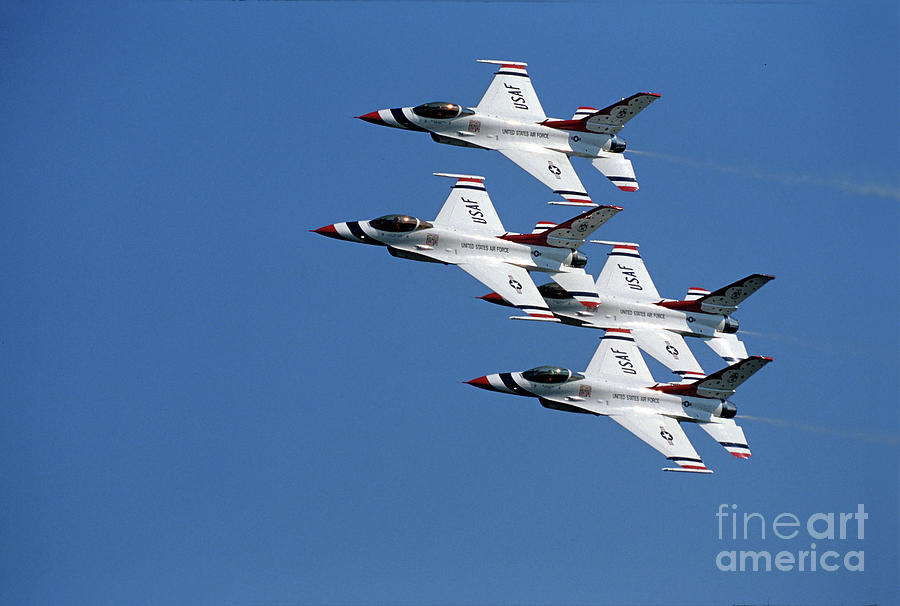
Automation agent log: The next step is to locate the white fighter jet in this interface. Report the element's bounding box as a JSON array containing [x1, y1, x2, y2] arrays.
[[466, 329, 772, 473], [312, 173, 621, 320], [479, 241, 773, 379], [357, 60, 659, 204]]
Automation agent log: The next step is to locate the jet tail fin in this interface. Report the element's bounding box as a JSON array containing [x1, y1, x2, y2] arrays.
[[658, 274, 774, 315], [584, 92, 661, 134], [651, 356, 773, 400], [548, 93, 661, 135], [500, 205, 621, 248]]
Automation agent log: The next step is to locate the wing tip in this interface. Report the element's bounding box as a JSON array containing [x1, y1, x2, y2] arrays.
[[662, 467, 714, 474], [433, 172, 485, 182], [477, 58, 528, 67]]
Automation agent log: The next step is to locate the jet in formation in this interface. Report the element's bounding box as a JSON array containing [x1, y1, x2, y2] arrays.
[[357, 59, 659, 205], [467, 329, 772, 473], [480, 242, 773, 378], [312, 173, 621, 320]]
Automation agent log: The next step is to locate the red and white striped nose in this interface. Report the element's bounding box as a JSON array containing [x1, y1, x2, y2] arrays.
[[311, 223, 345, 240], [465, 374, 513, 394], [356, 110, 390, 126], [311, 221, 384, 246], [355, 108, 421, 131]]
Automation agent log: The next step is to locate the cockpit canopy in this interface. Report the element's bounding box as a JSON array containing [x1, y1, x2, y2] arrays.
[[521, 366, 583, 384], [412, 102, 468, 120], [369, 214, 432, 233]]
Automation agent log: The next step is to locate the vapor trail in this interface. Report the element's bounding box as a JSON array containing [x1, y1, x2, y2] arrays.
[[736, 329, 844, 355], [628, 149, 900, 201], [738, 414, 899, 445]]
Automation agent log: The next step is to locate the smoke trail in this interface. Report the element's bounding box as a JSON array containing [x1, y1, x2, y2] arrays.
[[738, 414, 899, 445], [737, 329, 841, 354], [628, 149, 900, 201]]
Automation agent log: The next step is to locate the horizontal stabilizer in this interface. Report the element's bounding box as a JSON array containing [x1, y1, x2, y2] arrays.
[[685, 287, 709, 301], [704, 333, 749, 365], [548, 271, 601, 309], [592, 155, 638, 192], [663, 467, 714, 474], [571, 106, 597, 120], [700, 419, 752, 459], [510, 315, 561, 322]]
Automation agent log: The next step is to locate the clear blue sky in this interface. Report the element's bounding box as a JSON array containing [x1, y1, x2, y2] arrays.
[[2, 2, 897, 605]]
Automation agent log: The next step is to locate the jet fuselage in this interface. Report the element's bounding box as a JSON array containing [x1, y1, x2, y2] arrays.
[[358, 105, 624, 160], [541, 291, 733, 338], [467, 369, 735, 423], [316, 216, 585, 274]]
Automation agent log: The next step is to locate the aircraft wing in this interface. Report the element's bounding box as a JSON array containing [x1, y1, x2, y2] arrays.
[[475, 60, 547, 121], [498, 148, 593, 205], [631, 328, 705, 378], [609, 411, 712, 473], [594, 243, 661, 301], [458, 262, 556, 321], [433, 173, 505, 235], [584, 329, 654, 385]]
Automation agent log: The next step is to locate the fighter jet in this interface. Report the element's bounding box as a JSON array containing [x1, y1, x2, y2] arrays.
[[312, 173, 621, 320], [357, 60, 659, 205], [479, 241, 773, 379], [466, 329, 772, 473]]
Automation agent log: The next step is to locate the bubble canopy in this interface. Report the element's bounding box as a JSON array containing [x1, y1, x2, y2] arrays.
[[412, 102, 468, 119], [369, 215, 432, 233], [521, 366, 584, 384]]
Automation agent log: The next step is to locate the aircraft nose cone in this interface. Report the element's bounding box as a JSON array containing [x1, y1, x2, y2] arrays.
[[356, 110, 387, 125], [465, 376, 496, 391], [478, 292, 512, 307], [311, 224, 344, 240]]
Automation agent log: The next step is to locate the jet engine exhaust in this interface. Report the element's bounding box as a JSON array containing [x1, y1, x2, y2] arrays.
[[628, 149, 900, 200], [737, 414, 899, 445]]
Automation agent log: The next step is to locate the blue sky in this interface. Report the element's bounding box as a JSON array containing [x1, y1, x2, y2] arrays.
[[2, 2, 898, 605]]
